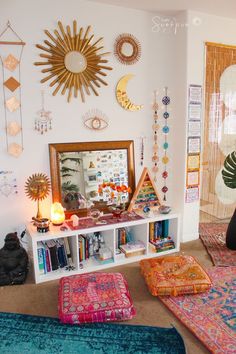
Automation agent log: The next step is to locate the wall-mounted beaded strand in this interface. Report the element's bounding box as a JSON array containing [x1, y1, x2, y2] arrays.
[[152, 90, 159, 182], [161, 87, 170, 201]]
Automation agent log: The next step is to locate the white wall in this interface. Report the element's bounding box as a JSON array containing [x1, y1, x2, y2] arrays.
[[0, 0, 177, 245], [181, 10, 236, 241]]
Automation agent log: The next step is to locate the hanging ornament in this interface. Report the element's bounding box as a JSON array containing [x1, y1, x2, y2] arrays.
[[35, 91, 52, 135], [152, 90, 159, 181], [139, 136, 146, 166], [161, 87, 170, 201], [0, 21, 25, 156]]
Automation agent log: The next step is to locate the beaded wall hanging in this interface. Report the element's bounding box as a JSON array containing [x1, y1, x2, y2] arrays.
[[0, 21, 25, 157], [161, 87, 170, 201], [152, 90, 159, 182], [35, 91, 52, 134]]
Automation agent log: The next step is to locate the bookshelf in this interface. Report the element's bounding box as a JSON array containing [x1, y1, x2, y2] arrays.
[[27, 212, 180, 284]]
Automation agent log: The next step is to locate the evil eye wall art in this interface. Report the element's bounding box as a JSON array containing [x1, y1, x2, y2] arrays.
[[161, 87, 171, 201], [83, 109, 109, 131]]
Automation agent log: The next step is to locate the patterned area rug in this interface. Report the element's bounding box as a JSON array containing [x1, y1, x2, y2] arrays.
[[0, 312, 186, 354], [159, 267, 236, 354], [199, 223, 236, 266]]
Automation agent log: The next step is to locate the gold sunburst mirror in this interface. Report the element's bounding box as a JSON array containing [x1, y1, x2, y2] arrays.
[[34, 20, 112, 102]]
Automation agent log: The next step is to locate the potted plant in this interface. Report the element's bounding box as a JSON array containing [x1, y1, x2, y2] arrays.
[[222, 150, 236, 250]]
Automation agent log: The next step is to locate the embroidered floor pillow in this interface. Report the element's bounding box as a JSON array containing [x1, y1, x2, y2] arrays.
[[58, 272, 136, 324], [140, 255, 212, 296]]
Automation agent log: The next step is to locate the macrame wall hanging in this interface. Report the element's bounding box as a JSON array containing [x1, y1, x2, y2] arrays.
[[35, 91, 52, 134], [0, 21, 25, 157], [152, 90, 159, 181], [161, 87, 170, 201]]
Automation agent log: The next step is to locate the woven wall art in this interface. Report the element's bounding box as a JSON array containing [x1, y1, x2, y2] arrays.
[[0, 21, 25, 157]]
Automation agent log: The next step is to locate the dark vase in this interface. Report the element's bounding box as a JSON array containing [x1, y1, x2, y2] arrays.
[[226, 209, 236, 250]]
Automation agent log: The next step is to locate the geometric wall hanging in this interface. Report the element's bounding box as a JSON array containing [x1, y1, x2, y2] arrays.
[[114, 33, 141, 65], [0, 21, 25, 156], [128, 167, 161, 213], [116, 74, 143, 111], [34, 20, 112, 103], [0, 170, 18, 197], [83, 109, 109, 131]]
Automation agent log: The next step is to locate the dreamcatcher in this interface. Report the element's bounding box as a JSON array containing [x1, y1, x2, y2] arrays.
[[0, 21, 25, 157]]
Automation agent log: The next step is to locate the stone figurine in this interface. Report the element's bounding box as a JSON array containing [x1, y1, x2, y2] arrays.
[[0, 232, 28, 286]]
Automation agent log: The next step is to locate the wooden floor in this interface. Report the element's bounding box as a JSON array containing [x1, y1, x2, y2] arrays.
[[199, 210, 230, 224]]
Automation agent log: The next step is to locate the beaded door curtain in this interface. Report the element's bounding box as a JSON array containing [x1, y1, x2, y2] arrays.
[[201, 42, 236, 219]]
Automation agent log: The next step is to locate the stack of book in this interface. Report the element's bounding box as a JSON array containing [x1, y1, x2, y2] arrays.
[[119, 241, 146, 258], [37, 238, 73, 275], [149, 220, 175, 253], [149, 237, 175, 253]]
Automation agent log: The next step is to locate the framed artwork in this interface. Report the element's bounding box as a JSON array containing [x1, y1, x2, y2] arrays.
[[187, 154, 200, 171], [186, 171, 200, 187], [187, 137, 201, 154]]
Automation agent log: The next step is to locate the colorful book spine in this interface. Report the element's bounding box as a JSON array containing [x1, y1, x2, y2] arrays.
[[37, 242, 46, 275], [149, 222, 154, 242], [162, 220, 169, 238]]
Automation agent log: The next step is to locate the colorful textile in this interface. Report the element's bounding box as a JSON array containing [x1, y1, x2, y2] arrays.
[[59, 272, 136, 324], [140, 255, 212, 296], [159, 267, 236, 354], [199, 223, 236, 266], [0, 312, 186, 354]]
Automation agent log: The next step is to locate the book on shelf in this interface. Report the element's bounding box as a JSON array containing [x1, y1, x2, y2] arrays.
[[119, 241, 146, 258], [37, 242, 46, 275], [37, 238, 74, 274], [149, 220, 169, 241], [46, 240, 59, 271], [149, 236, 175, 253]]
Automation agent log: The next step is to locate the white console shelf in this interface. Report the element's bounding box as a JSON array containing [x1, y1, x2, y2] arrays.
[[27, 212, 180, 284]]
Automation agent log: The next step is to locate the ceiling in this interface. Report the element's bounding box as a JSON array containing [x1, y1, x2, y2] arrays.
[[89, 0, 236, 19]]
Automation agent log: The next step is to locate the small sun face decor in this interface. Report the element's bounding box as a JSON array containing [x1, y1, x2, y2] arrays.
[[35, 20, 112, 102], [25, 173, 51, 219]]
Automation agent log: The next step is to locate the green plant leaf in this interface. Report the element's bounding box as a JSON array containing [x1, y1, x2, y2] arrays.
[[61, 181, 79, 193], [222, 151, 236, 189]]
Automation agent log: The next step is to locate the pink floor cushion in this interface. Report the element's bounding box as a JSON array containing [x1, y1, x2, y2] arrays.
[[58, 272, 136, 324], [140, 255, 212, 296]]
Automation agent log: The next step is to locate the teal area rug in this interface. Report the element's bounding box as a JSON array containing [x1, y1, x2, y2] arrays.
[[0, 312, 186, 354]]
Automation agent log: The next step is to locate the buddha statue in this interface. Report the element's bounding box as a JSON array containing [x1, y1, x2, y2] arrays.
[[0, 232, 28, 285]]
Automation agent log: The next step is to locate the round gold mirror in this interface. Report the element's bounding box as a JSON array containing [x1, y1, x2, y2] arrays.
[[114, 33, 141, 65]]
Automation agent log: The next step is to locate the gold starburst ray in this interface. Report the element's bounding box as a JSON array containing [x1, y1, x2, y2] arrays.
[[35, 20, 112, 102], [44, 40, 65, 56], [45, 30, 66, 54]]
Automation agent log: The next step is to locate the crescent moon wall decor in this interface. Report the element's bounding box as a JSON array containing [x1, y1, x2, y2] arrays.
[[34, 20, 112, 103], [116, 74, 143, 111]]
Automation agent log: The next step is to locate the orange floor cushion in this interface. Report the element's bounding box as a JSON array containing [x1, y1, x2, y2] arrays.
[[140, 255, 212, 296]]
